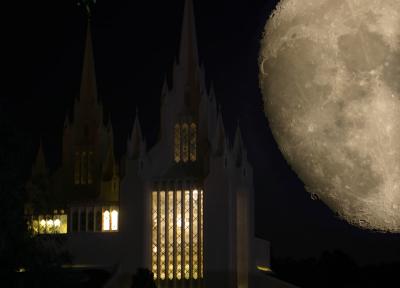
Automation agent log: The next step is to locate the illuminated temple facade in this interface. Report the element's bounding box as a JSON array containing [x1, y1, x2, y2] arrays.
[[27, 1, 298, 287]]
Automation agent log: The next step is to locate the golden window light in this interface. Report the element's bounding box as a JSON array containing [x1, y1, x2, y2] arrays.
[[103, 210, 110, 231]]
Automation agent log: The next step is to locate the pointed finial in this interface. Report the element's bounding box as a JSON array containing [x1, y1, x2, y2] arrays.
[[78, 0, 96, 17]]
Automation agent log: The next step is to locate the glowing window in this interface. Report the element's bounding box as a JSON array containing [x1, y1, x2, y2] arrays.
[[159, 191, 166, 279], [190, 123, 197, 162], [200, 190, 204, 278], [103, 210, 110, 231], [184, 190, 190, 279], [111, 210, 118, 231], [168, 191, 174, 280], [31, 214, 68, 235], [182, 124, 189, 162], [151, 189, 203, 281], [176, 190, 182, 280], [174, 124, 181, 163], [152, 192, 158, 280], [192, 189, 198, 279]]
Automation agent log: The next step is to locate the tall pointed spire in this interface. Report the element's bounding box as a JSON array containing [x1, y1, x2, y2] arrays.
[[79, 21, 97, 104], [179, 0, 199, 70], [32, 139, 48, 177], [127, 110, 143, 159], [233, 122, 246, 166]]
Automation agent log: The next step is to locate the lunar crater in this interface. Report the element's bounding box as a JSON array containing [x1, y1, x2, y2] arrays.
[[260, 0, 400, 232]]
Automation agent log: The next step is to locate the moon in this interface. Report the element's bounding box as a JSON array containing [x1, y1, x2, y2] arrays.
[[259, 0, 400, 232]]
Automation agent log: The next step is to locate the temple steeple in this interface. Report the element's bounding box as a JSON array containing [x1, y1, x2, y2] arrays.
[[179, 0, 199, 74], [32, 139, 48, 177], [79, 22, 97, 104]]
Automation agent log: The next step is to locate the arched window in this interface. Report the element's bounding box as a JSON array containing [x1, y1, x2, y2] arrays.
[[111, 210, 118, 231], [182, 124, 189, 162], [174, 124, 181, 163], [103, 210, 110, 231], [190, 123, 197, 162]]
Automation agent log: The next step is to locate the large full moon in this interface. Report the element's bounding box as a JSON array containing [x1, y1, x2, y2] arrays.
[[259, 0, 400, 231]]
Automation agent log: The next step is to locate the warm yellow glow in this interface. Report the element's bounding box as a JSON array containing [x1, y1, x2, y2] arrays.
[[54, 218, 61, 227], [111, 210, 118, 231], [152, 191, 158, 279], [168, 191, 174, 280], [160, 191, 166, 279], [257, 265, 272, 272], [200, 190, 204, 278], [184, 190, 190, 279], [59, 214, 68, 233], [192, 189, 198, 279], [151, 189, 203, 280], [46, 219, 54, 234], [32, 214, 67, 235], [32, 220, 39, 234], [103, 210, 110, 231], [176, 190, 182, 279]]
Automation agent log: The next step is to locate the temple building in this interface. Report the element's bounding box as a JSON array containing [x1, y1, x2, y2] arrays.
[[27, 1, 297, 287]]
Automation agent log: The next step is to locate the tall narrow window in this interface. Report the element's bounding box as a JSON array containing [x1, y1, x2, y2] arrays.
[[200, 190, 204, 278], [152, 192, 158, 280], [74, 152, 80, 184], [103, 210, 110, 231], [182, 124, 189, 162], [190, 123, 197, 162], [192, 190, 198, 279], [184, 190, 190, 279], [151, 189, 203, 281], [88, 151, 93, 184], [176, 190, 182, 280], [174, 124, 181, 163], [159, 191, 166, 280], [167, 191, 174, 280], [111, 209, 118, 231], [81, 152, 87, 184]]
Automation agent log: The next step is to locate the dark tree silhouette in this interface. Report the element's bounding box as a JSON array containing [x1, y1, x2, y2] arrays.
[[0, 98, 70, 287], [131, 268, 157, 288]]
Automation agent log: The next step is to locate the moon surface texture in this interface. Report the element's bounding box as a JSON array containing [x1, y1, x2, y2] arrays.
[[259, 0, 400, 232]]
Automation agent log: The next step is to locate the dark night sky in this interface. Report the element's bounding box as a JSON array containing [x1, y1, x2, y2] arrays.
[[10, 0, 400, 265]]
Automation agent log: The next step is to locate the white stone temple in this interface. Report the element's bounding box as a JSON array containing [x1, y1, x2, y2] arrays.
[[28, 1, 298, 287]]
